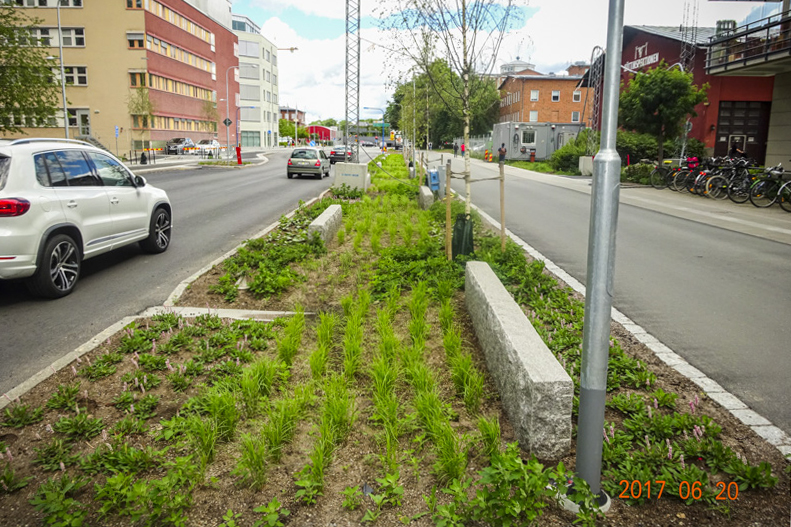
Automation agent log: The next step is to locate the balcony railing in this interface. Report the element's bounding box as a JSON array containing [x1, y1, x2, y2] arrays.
[[706, 10, 791, 74]]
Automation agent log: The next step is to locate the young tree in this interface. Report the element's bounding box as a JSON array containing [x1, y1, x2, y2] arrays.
[[127, 88, 155, 149], [619, 61, 708, 162], [0, 7, 61, 135], [377, 0, 522, 213]]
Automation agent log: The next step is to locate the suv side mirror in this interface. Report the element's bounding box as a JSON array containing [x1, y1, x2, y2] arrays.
[[134, 175, 146, 187]]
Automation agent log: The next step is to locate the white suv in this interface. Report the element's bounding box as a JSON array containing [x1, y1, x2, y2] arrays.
[[0, 138, 172, 298]]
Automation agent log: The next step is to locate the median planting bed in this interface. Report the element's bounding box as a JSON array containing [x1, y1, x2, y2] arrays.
[[1, 155, 788, 526]]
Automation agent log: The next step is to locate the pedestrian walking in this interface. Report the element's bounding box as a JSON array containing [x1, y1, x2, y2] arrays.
[[460, 143, 465, 155], [453, 143, 458, 157], [498, 143, 507, 163]]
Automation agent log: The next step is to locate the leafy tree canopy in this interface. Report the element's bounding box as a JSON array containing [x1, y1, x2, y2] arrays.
[[619, 61, 708, 161], [0, 7, 61, 134]]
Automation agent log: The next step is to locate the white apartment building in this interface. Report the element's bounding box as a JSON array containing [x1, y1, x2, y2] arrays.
[[232, 14, 279, 147]]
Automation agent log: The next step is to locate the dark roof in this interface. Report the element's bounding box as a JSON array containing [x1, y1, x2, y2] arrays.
[[624, 25, 718, 46], [498, 74, 585, 90]]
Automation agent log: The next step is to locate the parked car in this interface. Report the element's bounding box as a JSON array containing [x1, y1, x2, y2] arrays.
[[329, 145, 352, 164], [287, 147, 330, 179], [166, 137, 195, 155], [194, 139, 221, 156], [361, 141, 374, 147], [0, 138, 172, 298]]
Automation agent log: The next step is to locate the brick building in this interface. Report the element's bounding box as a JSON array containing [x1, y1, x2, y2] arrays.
[[1, 0, 238, 153], [498, 63, 593, 127], [620, 25, 775, 163]]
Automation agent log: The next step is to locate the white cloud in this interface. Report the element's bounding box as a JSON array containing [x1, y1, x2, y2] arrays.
[[259, 0, 758, 123]]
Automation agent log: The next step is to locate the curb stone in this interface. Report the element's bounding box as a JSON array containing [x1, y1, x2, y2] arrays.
[[0, 189, 330, 411], [463, 194, 791, 458]]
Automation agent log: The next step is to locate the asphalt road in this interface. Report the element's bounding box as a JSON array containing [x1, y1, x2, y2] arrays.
[[0, 149, 332, 396], [442, 156, 791, 436]]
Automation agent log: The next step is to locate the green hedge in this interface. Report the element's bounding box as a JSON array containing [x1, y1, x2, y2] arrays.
[[549, 129, 709, 175]]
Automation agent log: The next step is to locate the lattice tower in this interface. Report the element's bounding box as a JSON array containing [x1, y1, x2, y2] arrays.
[[344, 0, 361, 162], [585, 46, 605, 156]]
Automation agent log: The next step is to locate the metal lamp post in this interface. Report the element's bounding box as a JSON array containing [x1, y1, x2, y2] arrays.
[[225, 65, 239, 160], [56, 3, 68, 139], [363, 107, 385, 153], [277, 47, 298, 146]]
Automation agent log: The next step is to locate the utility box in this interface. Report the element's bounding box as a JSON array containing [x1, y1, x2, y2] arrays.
[[428, 169, 440, 192], [333, 162, 370, 191], [492, 122, 585, 162]]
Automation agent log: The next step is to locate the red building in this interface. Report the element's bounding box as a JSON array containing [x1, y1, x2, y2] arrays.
[[621, 26, 774, 163], [139, 0, 238, 146], [306, 125, 337, 141]]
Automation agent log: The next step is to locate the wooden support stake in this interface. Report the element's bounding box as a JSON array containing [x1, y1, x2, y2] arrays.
[[500, 161, 506, 252], [446, 159, 452, 260]]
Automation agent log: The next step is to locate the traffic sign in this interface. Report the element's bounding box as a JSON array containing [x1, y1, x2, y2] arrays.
[[309, 140, 316, 147], [223, 118, 233, 126], [115, 126, 119, 138]]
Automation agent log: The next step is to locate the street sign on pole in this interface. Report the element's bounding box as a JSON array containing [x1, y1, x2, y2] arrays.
[[115, 126, 119, 138], [223, 118, 233, 126]]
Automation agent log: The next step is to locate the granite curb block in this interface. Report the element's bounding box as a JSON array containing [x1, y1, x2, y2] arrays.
[[308, 204, 342, 246], [164, 192, 327, 307], [418, 186, 435, 210], [466, 200, 791, 457], [465, 261, 573, 460], [141, 306, 309, 321], [1, 190, 328, 412]]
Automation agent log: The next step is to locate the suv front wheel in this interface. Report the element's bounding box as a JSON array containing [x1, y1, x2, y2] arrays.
[[27, 234, 81, 298], [140, 207, 171, 253]]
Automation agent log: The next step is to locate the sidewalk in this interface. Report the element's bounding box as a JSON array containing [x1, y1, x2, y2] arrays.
[[421, 152, 791, 246], [126, 147, 276, 175]]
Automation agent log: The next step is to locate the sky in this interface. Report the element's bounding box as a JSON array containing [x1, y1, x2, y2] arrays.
[[229, 0, 764, 124]]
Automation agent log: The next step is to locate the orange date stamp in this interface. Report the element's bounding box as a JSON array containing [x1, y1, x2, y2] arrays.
[[618, 480, 739, 501]]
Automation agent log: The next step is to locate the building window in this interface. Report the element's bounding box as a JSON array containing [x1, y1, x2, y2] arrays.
[[265, 49, 271, 62], [530, 90, 539, 101], [238, 40, 259, 58], [17, 0, 82, 5], [129, 72, 146, 87], [240, 84, 260, 101], [265, 70, 271, 82], [573, 90, 581, 102], [241, 131, 261, 147], [522, 130, 536, 144], [127, 32, 144, 48], [571, 111, 580, 122], [529, 111, 538, 122], [273, 74, 277, 85], [240, 62, 259, 79], [552, 90, 560, 102], [126, 0, 142, 8], [58, 28, 85, 47], [63, 66, 87, 86], [28, 28, 51, 46]]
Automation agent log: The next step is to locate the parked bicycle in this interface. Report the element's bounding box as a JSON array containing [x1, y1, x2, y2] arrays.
[[748, 164, 788, 208]]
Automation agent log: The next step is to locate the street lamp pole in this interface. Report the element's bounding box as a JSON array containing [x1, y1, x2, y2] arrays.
[[277, 48, 298, 147], [56, 3, 68, 139], [225, 65, 238, 160]]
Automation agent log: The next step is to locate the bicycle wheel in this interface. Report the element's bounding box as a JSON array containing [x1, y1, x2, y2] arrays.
[[693, 173, 710, 196], [705, 175, 729, 200], [728, 177, 752, 204], [650, 168, 667, 190], [671, 170, 690, 192], [749, 179, 781, 208], [778, 181, 791, 213]]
